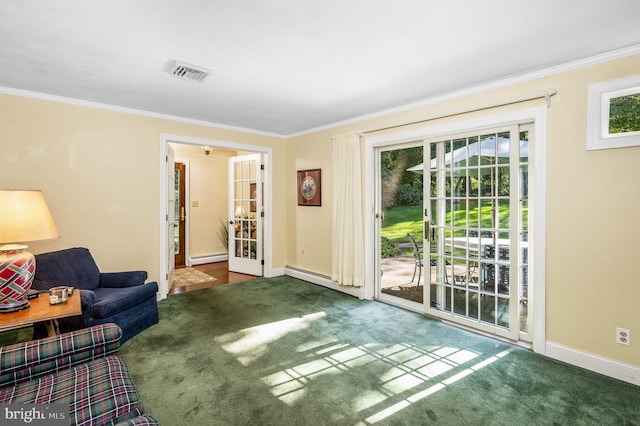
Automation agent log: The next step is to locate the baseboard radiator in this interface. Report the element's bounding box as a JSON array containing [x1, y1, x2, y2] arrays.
[[189, 253, 228, 266], [284, 265, 362, 299]]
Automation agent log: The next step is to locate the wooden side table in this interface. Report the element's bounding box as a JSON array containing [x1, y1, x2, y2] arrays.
[[0, 291, 81, 337]]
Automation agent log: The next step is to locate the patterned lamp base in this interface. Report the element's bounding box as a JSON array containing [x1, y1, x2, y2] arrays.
[[0, 247, 35, 313]]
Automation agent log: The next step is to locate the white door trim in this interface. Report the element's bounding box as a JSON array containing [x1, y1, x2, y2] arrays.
[[159, 133, 274, 300], [364, 106, 547, 354]]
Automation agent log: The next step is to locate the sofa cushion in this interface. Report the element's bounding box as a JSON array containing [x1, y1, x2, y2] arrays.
[[34, 247, 101, 290], [91, 283, 158, 319], [0, 355, 144, 426]]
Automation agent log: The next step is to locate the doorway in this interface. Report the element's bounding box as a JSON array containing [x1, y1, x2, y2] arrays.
[[159, 134, 273, 299]]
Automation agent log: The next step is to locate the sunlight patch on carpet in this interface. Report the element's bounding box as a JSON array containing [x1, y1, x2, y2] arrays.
[[215, 311, 327, 366], [258, 340, 488, 413], [366, 347, 514, 423]]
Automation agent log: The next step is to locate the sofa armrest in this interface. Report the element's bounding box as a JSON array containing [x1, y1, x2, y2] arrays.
[[79, 288, 97, 305], [0, 323, 122, 388], [100, 271, 148, 288]]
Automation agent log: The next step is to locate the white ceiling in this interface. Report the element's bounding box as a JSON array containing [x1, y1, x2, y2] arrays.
[[1, 1, 640, 137]]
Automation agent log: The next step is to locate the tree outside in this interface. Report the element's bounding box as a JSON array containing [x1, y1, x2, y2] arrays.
[[609, 94, 640, 134]]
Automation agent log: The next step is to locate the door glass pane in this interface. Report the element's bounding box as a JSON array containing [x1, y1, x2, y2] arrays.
[[497, 297, 510, 328], [498, 199, 510, 229], [480, 200, 493, 228], [379, 145, 424, 305], [468, 168, 479, 198], [497, 166, 510, 195], [454, 289, 466, 316], [480, 295, 495, 324]]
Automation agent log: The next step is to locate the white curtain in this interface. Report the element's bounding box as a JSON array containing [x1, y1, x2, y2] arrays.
[[331, 133, 365, 286]]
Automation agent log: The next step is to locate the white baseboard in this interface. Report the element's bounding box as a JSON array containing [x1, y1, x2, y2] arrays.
[[265, 267, 285, 277], [546, 341, 640, 386], [284, 266, 363, 299], [189, 253, 228, 266]]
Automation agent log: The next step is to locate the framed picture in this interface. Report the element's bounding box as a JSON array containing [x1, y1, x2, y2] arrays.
[[297, 169, 321, 206]]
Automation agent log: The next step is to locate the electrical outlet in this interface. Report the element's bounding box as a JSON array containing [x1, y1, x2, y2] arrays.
[[616, 327, 631, 346], [301, 248, 305, 255]]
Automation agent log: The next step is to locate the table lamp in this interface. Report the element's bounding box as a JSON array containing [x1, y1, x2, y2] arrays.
[[0, 189, 59, 313]]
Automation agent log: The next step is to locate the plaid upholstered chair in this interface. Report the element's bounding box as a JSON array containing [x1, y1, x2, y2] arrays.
[[32, 247, 159, 343], [0, 323, 158, 425]]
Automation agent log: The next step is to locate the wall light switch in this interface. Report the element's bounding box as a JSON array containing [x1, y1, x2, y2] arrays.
[[192, 201, 199, 207]]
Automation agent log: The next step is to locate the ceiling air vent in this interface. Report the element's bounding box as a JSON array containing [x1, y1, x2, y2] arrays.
[[165, 60, 211, 82]]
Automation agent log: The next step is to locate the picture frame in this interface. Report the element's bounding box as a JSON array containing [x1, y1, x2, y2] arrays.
[[297, 169, 321, 206]]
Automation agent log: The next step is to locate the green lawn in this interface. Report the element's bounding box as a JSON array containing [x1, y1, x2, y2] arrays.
[[381, 203, 527, 243], [381, 205, 423, 242]]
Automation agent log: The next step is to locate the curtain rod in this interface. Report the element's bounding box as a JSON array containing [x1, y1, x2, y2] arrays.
[[361, 88, 557, 135]]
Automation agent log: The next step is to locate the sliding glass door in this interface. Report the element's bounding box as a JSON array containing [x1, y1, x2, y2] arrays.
[[374, 123, 533, 342]]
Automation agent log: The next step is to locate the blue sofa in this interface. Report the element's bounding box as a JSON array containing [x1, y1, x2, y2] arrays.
[[32, 247, 159, 343]]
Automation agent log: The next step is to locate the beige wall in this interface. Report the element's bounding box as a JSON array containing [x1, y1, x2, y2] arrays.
[[0, 95, 287, 282], [287, 54, 640, 367], [171, 144, 236, 259], [286, 133, 334, 273]]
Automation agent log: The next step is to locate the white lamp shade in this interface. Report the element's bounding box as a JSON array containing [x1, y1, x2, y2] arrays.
[[0, 190, 60, 245]]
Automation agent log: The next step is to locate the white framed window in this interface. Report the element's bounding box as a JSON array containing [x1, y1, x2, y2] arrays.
[[587, 74, 640, 150]]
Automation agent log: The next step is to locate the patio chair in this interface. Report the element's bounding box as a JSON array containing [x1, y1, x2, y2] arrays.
[[407, 233, 423, 289]]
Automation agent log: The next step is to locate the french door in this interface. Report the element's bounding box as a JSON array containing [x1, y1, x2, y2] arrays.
[[425, 124, 531, 341], [228, 154, 263, 276]]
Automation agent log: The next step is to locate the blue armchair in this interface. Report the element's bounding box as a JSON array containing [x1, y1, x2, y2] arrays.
[[32, 247, 159, 343]]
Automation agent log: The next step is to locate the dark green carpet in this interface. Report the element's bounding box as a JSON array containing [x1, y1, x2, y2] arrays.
[[121, 276, 639, 425]]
